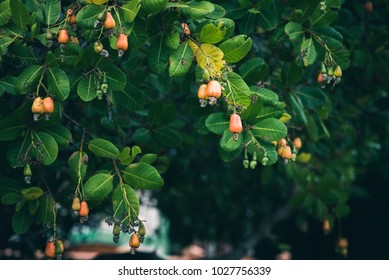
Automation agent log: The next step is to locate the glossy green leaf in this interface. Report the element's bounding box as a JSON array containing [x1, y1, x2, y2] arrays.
[[116, 83, 146, 111], [238, 58, 269, 85], [310, 0, 341, 28], [77, 74, 97, 102], [254, 0, 278, 31], [165, 31, 180, 50], [119, 146, 142, 166], [181, 1, 215, 19], [301, 38, 317, 67], [112, 184, 139, 223], [220, 129, 243, 152], [294, 87, 326, 109], [121, 0, 141, 23], [251, 87, 279, 106], [218, 144, 243, 163], [43, 0, 60, 25], [252, 118, 287, 142], [10, 0, 30, 31], [102, 64, 127, 91], [35, 194, 55, 225], [140, 154, 157, 164], [68, 151, 88, 183], [285, 22, 304, 44], [140, 0, 168, 14], [169, 41, 193, 77], [206, 4, 226, 19], [219, 35, 252, 63], [214, 18, 235, 39], [32, 132, 58, 165], [0, 37, 12, 56], [12, 205, 32, 234], [205, 113, 229, 135], [241, 99, 263, 123], [15, 65, 43, 94], [39, 123, 71, 149], [0, 0, 12, 26], [226, 72, 252, 108], [0, 176, 22, 197], [148, 36, 169, 74], [200, 23, 226, 44], [84, 173, 114, 201], [1, 192, 22, 205], [76, 4, 105, 29], [123, 162, 164, 190], [88, 138, 119, 159], [47, 67, 70, 101], [21, 187, 44, 201]]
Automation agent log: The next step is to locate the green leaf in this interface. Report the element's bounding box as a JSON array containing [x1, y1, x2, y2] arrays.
[[0, 37, 12, 56], [0, 0, 12, 26], [39, 123, 71, 149], [116, 83, 146, 111], [123, 162, 164, 190], [140, 154, 157, 164], [218, 144, 243, 163], [0, 116, 27, 141], [88, 138, 119, 159], [1, 192, 22, 205], [0, 76, 17, 95], [200, 23, 226, 44], [121, 0, 141, 23], [12, 205, 32, 234], [285, 22, 304, 44], [140, 0, 168, 14], [132, 128, 152, 144], [226, 72, 252, 108], [238, 58, 269, 85], [6, 133, 32, 168], [290, 94, 307, 125], [252, 118, 287, 142], [318, 37, 350, 70], [239, 12, 256, 35], [153, 126, 183, 147], [77, 74, 97, 102], [119, 146, 142, 166], [165, 31, 180, 50], [102, 64, 127, 91], [168, 41, 193, 77], [76, 4, 105, 29], [28, 199, 40, 215], [219, 35, 252, 63], [84, 173, 114, 201], [43, 0, 60, 26], [47, 67, 70, 101], [301, 37, 317, 67], [15, 65, 44, 94], [10, 0, 30, 31], [294, 86, 326, 109], [254, 0, 278, 31], [291, 0, 321, 19], [68, 151, 88, 183], [310, 0, 341, 28], [306, 114, 319, 141], [181, 1, 215, 19], [206, 4, 226, 19], [21, 187, 44, 201], [214, 18, 235, 39], [251, 87, 279, 106], [241, 99, 263, 123], [148, 36, 169, 74], [35, 194, 55, 225], [205, 113, 229, 135], [112, 184, 139, 223], [32, 132, 58, 165], [220, 129, 243, 152]]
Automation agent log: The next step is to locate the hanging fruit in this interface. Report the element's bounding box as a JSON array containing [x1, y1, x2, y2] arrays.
[[45, 241, 56, 259], [229, 113, 243, 140], [293, 137, 302, 149], [205, 80, 222, 105], [58, 29, 69, 44], [43, 96, 54, 114], [322, 219, 331, 234], [181, 23, 191, 35], [129, 233, 140, 248], [71, 197, 81, 211], [103, 12, 116, 30], [31, 97, 45, 114], [364, 1, 373, 13], [197, 84, 208, 107], [79, 200, 89, 223], [117, 33, 128, 57]]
